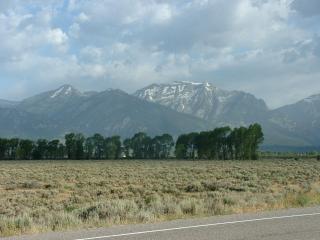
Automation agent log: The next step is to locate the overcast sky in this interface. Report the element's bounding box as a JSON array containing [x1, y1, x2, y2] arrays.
[[0, 0, 319, 108]]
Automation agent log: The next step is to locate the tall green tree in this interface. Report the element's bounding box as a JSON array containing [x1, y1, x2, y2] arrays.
[[175, 134, 189, 159], [65, 133, 85, 159], [123, 138, 132, 159], [211, 127, 231, 160], [152, 134, 174, 159], [105, 136, 121, 159], [84, 136, 95, 159], [17, 139, 34, 160], [175, 132, 198, 159], [0, 138, 8, 160], [74, 134, 85, 159], [8, 138, 19, 160], [48, 140, 60, 159], [92, 134, 105, 159], [57, 143, 65, 159], [230, 127, 247, 160], [130, 132, 152, 159], [32, 139, 48, 160], [65, 133, 75, 159], [195, 131, 211, 159], [247, 123, 264, 160]]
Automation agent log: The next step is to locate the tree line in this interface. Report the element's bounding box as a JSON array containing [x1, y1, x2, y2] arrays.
[[175, 124, 264, 160], [0, 124, 263, 160]]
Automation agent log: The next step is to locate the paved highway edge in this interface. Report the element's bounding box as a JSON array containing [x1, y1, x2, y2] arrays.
[[74, 212, 320, 240]]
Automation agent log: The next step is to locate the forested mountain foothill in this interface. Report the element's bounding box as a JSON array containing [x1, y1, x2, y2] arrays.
[[0, 124, 263, 160]]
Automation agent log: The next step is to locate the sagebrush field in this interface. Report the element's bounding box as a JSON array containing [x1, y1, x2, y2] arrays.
[[1, 160, 320, 237]]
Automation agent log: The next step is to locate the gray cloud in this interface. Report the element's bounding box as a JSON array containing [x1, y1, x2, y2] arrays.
[[291, 0, 320, 17], [139, 1, 239, 52]]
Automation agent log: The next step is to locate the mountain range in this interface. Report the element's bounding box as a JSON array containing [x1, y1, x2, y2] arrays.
[[1, 81, 319, 149], [0, 84, 207, 139]]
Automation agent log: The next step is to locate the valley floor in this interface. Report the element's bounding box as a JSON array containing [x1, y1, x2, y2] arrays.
[[0, 159, 320, 237]]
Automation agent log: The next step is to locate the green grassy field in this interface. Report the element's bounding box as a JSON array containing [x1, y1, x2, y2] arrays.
[[1, 159, 320, 237]]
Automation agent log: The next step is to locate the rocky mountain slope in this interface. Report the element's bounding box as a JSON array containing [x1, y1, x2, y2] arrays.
[[134, 81, 269, 126], [0, 107, 55, 138], [270, 94, 320, 145], [60, 89, 209, 137], [0, 85, 208, 139]]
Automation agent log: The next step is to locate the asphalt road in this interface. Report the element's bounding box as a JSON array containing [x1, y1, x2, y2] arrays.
[[4, 206, 320, 240]]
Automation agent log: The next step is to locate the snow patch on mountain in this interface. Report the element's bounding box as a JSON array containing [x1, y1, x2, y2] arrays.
[[65, 86, 72, 95], [134, 81, 269, 124], [135, 81, 230, 119], [50, 85, 82, 99], [50, 87, 65, 98]]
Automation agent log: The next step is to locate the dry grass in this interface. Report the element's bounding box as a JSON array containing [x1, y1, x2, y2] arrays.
[[1, 159, 320, 237]]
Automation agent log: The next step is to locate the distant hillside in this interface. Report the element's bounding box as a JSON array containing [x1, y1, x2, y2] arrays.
[[0, 99, 19, 108], [269, 94, 320, 145], [0, 107, 55, 138]]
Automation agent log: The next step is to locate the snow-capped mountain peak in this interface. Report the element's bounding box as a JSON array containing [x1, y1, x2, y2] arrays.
[[134, 81, 229, 119], [18, 84, 86, 117], [50, 85, 82, 99], [134, 81, 268, 124]]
